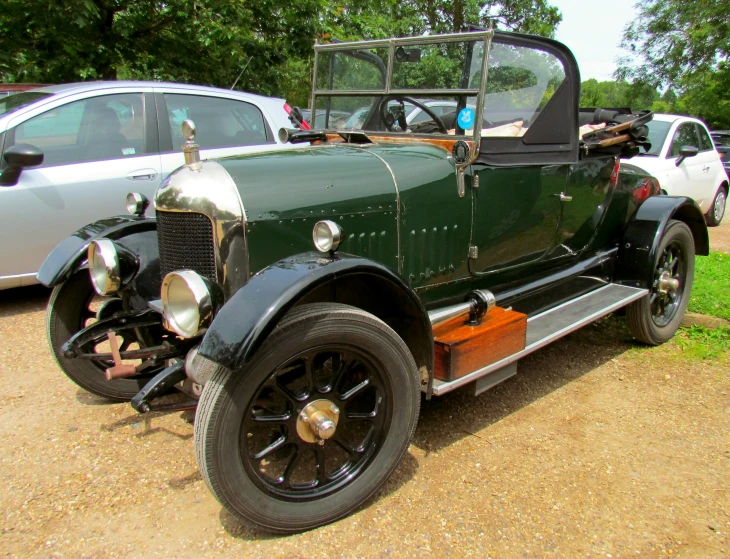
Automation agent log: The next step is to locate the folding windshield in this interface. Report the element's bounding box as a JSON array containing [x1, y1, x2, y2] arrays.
[[312, 32, 492, 144]]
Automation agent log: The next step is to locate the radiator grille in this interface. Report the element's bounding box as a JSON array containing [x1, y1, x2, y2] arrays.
[[157, 211, 218, 282]]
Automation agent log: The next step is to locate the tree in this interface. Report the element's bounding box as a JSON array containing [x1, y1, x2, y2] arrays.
[[0, 0, 323, 96], [323, 0, 561, 40], [579, 79, 659, 112], [616, 0, 730, 87]]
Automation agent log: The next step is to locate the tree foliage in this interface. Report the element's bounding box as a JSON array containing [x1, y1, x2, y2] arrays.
[[0, 0, 322, 96], [616, 0, 730, 86], [615, 0, 730, 131], [0, 0, 561, 107], [579, 79, 659, 112]]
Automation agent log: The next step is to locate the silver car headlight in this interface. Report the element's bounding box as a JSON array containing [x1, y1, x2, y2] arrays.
[[161, 271, 221, 338], [313, 220, 343, 253], [88, 239, 122, 295]]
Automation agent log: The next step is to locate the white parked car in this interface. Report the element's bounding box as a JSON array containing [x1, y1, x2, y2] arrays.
[[0, 82, 294, 289], [622, 114, 727, 226]]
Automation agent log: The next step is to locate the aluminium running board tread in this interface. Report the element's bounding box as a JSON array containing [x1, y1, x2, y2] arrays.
[[430, 284, 648, 396]]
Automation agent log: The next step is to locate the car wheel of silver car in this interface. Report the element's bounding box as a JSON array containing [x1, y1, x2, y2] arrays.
[[47, 272, 160, 401], [194, 303, 421, 533], [705, 185, 727, 227], [627, 220, 695, 345]]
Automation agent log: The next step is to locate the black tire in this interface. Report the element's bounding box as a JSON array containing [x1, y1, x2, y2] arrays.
[[194, 303, 421, 533], [705, 185, 727, 226], [47, 272, 153, 401], [627, 220, 695, 345]]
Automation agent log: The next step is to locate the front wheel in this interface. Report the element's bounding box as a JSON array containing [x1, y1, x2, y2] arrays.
[[705, 185, 727, 226], [47, 272, 158, 401], [627, 220, 695, 345], [194, 303, 421, 533]]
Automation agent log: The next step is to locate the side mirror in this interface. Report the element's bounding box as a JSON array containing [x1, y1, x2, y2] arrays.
[[675, 145, 698, 167], [0, 144, 44, 187]]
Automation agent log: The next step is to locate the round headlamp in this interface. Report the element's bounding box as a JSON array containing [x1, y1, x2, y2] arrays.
[[88, 239, 122, 295], [161, 271, 219, 338], [313, 220, 343, 253], [126, 192, 150, 216]]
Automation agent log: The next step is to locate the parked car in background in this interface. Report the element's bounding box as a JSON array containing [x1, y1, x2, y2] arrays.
[[711, 130, 730, 178], [622, 114, 727, 226], [0, 82, 292, 289]]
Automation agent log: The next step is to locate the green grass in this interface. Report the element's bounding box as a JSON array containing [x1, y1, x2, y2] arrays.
[[675, 325, 730, 360], [688, 251, 730, 321]]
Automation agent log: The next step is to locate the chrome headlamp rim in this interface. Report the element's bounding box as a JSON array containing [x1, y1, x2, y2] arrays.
[[88, 239, 121, 295], [126, 192, 150, 216], [161, 270, 217, 339], [313, 220, 343, 253]]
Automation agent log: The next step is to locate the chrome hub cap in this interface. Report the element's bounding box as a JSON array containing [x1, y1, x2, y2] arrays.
[[658, 270, 680, 295], [297, 399, 340, 444], [714, 190, 726, 222]]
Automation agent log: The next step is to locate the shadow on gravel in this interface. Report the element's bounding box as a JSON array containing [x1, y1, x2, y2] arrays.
[[218, 451, 419, 541], [412, 315, 636, 455], [0, 284, 51, 318]]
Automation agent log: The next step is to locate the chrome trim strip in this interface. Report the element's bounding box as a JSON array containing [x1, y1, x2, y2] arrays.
[[429, 285, 648, 396], [315, 31, 494, 51], [155, 160, 247, 298], [357, 147, 402, 273]]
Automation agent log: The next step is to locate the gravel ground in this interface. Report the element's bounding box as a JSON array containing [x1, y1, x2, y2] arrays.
[[0, 218, 728, 558]]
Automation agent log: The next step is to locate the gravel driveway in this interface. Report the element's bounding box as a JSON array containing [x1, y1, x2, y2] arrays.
[[0, 219, 728, 558]]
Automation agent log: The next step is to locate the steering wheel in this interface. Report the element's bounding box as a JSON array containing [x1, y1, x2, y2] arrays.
[[378, 96, 449, 135]]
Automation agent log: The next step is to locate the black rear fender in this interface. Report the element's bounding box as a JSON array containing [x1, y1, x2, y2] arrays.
[[615, 196, 709, 288], [37, 215, 159, 298], [197, 252, 434, 388]]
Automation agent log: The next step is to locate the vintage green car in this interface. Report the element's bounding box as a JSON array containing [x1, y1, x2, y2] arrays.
[[32, 28, 708, 533]]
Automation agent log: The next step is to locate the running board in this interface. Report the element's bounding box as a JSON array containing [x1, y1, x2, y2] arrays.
[[430, 284, 648, 396]]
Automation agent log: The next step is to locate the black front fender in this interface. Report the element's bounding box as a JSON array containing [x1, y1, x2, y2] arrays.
[[615, 196, 709, 288], [37, 216, 156, 287], [198, 252, 433, 375]]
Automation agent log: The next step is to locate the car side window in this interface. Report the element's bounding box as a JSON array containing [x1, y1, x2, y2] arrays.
[[668, 123, 700, 157], [11, 93, 147, 168], [164, 94, 271, 150], [696, 124, 714, 152]]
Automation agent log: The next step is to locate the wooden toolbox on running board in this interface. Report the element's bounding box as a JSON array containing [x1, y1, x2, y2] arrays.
[[433, 307, 527, 382]]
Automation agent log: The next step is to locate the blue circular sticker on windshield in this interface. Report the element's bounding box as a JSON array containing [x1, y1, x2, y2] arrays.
[[457, 108, 475, 129]]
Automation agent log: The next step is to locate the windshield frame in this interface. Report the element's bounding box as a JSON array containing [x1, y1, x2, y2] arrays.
[[312, 30, 494, 168]]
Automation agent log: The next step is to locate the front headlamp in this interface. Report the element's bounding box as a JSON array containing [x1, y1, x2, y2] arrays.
[[313, 220, 343, 253], [161, 271, 221, 338], [88, 240, 122, 295], [87, 239, 139, 295]]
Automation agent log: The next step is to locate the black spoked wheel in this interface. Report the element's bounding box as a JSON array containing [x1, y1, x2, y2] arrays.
[[195, 303, 420, 533], [627, 220, 695, 345], [47, 272, 162, 401], [705, 186, 727, 226]]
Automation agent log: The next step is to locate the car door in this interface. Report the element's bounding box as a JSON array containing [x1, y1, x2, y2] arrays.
[[469, 164, 565, 273], [0, 91, 161, 280], [694, 123, 726, 210], [157, 91, 282, 179], [663, 122, 709, 204]]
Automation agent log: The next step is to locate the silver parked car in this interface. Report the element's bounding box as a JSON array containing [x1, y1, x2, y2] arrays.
[[0, 82, 293, 289]]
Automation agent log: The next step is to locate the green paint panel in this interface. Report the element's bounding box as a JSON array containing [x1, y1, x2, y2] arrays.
[[218, 145, 399, 274], [366, 143, 472, 289]]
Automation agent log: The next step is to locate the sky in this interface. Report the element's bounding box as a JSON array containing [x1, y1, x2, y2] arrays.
[[550, 0, 639, 82]]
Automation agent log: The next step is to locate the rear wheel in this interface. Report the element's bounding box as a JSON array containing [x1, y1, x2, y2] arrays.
[[47, 272, 158, 401], [194, 303, 421, 533], [627, 220, 694, 345], [705, 185, 727, 226]]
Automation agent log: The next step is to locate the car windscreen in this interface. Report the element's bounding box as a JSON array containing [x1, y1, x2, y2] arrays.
[[0, 91, 52, 117], [641, 120, 673, 155]]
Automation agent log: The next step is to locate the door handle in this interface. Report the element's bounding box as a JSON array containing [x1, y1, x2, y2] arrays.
[[551, 192, 573, 202], [702, 166, 710, 172], [127, 169, 158, 181]]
